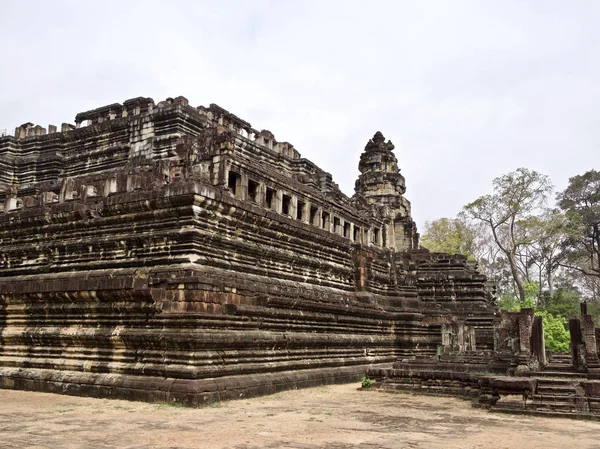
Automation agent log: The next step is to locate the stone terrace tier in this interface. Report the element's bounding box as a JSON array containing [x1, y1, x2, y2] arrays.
[[0, 96, 497, 404]]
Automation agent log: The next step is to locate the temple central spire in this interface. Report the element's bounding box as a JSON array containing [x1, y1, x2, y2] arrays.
[[354, 131, 407, 205], [353, 131, 418, 250]]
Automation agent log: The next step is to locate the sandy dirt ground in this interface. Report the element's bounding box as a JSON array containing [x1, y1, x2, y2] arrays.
[[1, 383, 600, 449]]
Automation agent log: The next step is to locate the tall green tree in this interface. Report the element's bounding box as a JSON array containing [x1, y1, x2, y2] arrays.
[[463, 168, 553, 303], [526, 210, 568, 299], [557, 170, 600, 286]]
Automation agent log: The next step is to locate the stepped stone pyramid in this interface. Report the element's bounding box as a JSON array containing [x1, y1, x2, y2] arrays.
[[0, 96, 495, 404]]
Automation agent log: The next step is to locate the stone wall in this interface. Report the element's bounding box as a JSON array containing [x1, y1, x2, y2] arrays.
[[0, 96, 497, 403]]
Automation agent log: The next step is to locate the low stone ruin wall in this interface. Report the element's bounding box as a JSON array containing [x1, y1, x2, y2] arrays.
[[369, 358, 600, 419]]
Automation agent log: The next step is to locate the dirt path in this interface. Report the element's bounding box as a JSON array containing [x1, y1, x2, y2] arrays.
[[1, 383, 599, 449]]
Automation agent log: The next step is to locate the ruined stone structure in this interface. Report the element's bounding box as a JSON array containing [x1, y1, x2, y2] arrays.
[[371, 308, 600, 419], [0, 96, 496, 404]]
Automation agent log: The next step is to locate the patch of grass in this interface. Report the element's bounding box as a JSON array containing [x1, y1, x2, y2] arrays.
[[168, 401, 186, 408], [201, 401, 221, 408], [155, 400, 186, 409]]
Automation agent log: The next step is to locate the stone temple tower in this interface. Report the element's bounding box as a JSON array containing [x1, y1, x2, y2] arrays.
[[353, 131, 419, 251]]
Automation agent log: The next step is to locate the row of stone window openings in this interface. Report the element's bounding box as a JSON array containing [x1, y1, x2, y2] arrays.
[[228, 170, 383, 246]]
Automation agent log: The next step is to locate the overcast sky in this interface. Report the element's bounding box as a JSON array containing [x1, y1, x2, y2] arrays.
[[1, 1, 598, 229]]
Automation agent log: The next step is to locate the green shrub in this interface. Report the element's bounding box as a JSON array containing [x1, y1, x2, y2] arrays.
[[535, 310, 570, 353], [361, 376, 373, 389]]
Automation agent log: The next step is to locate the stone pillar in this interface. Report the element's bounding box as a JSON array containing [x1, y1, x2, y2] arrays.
[[441, 323, 454, 355], [518, 309, 534, 357], [322, 210, 331, 231], [387, 221, 395, 249], [299, 202, 309, 224], [274, 190, 282, 214], [582, 314, 600, 378], [256, 183, 266, 207], [569, 317, 585, 371], [239, 173, 248, 201], [467, 326, 477, 352], [530, 315, 546, 369], [382, 224, 388, 247], [313, 206, 322, 227], [289, 196, 298, 220]]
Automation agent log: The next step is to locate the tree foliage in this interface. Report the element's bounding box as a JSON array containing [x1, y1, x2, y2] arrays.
[[453, 167, 600, 351], [541, 288, 581, 319], [557, 170, 600, 287], [431, 166, 600, 342], [463, 168, 553, 303], [525, 210, 568, 298], [535, 310, 570, 353], [420, 218, 476, 258]]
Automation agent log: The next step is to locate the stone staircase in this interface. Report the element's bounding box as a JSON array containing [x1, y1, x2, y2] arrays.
[[531, 379, 582, 412], [376, 353, 600, 420], [536, 353, 585, 378], [490, 354, 596, 418], [490, 377, 592, 418]]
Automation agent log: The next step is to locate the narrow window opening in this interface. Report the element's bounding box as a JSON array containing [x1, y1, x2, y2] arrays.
[[248, 179, 259, 203], [282, 194, 291, 215], [373, 228, 380, 245], [228, 170, 241, 196], [343, 222, 351, 238], [265, 187, 275, 209], [297, 201, 305, 220], [333, 217, 341, 234], [354, 226, 361, 243]]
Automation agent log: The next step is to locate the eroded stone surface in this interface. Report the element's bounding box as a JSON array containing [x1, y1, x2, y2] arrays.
[[0, 97, 496, 403]]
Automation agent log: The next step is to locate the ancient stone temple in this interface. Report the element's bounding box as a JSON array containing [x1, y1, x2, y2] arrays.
[[0, 96, 496, 404]]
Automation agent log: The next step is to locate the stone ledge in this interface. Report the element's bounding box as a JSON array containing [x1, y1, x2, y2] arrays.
[[0, 363, 391, 406]]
